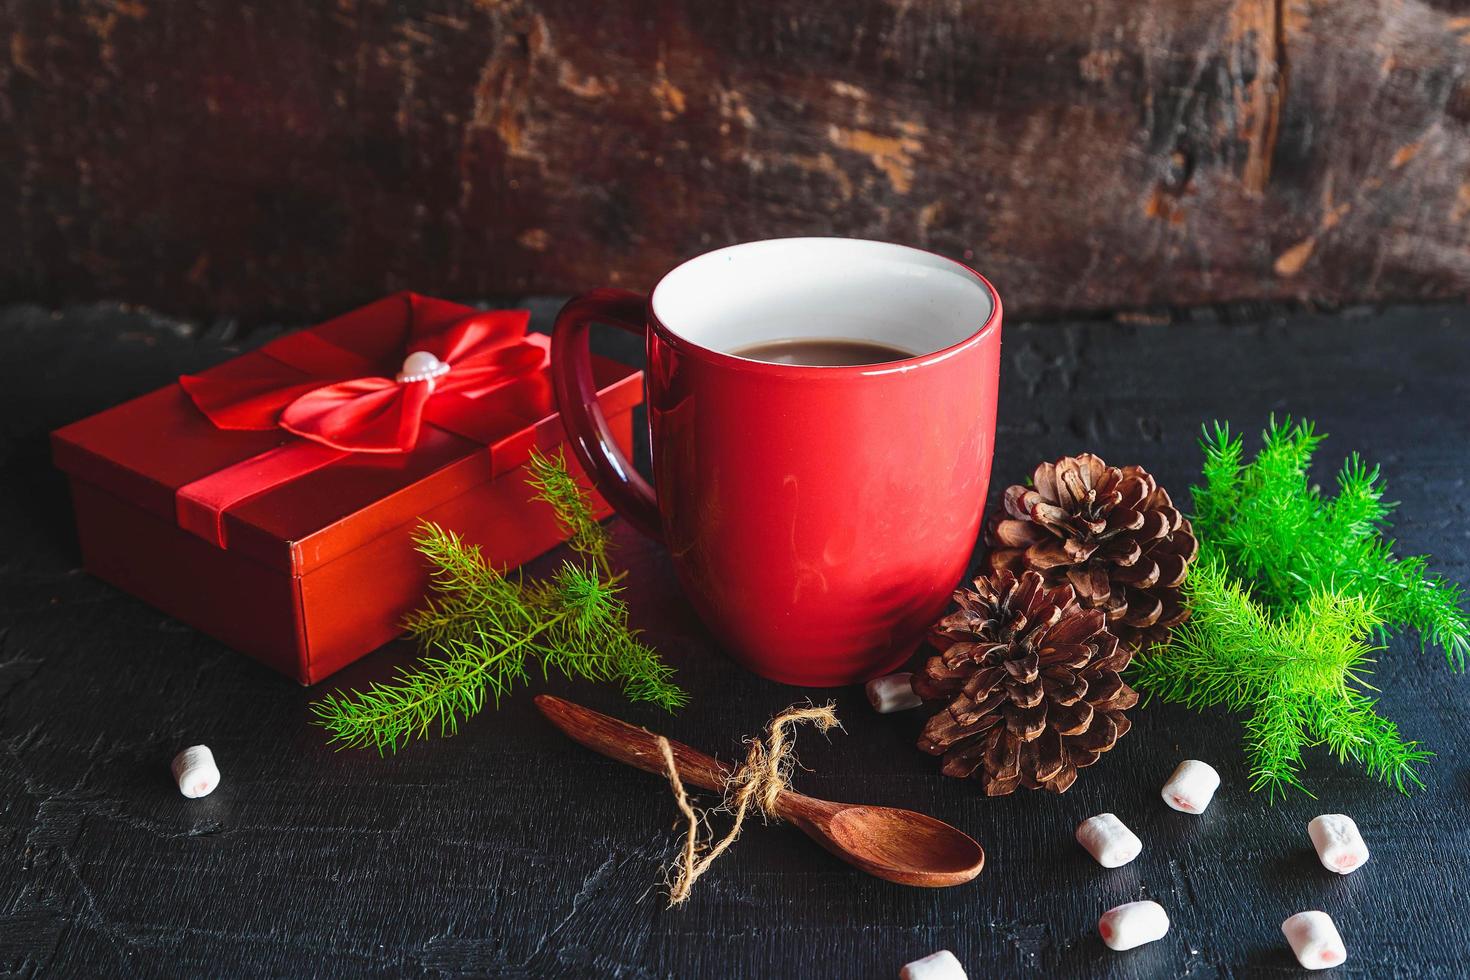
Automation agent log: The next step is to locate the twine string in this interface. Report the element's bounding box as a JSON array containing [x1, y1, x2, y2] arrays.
[[658, 703, 840, 907]]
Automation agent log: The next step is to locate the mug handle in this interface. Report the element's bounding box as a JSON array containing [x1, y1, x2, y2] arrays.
[[550, 288, 663, 542]]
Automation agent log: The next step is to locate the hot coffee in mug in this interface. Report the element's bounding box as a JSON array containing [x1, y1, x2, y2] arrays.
[[728, 337, 912, 366], [552, 238, 1002, 685]]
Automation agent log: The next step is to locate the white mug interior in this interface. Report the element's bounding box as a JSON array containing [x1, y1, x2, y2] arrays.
[[649, 238, 994, 363]]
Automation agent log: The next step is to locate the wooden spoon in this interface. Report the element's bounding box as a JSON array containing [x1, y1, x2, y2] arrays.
[[533, 695, 984, 887]]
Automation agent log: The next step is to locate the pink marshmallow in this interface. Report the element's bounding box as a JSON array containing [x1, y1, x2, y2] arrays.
[[1282, 911, 1347, 970], [1308, 814, 1369, 875], [1161, 760, 1219, 814]]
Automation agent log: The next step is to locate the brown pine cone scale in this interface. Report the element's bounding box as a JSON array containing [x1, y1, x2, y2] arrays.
[[914, 569, 1137, 795]]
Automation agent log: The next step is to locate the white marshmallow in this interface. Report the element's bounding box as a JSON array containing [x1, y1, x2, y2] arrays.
[[171, 745, 220, 799], [899, 949, 966, 980], [1076, 813, 1143, 868], [867, 672, 922, 714], [1098, 901, 1169, 951], [1281, 911, 1347, 970], [1308, 814, 1369, 875], [1161, 760, 1220, 813]]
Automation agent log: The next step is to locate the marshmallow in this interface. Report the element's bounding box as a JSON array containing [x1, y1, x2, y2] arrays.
[[899, 949, 966, 980], [1161, 760, 1220, 814], [1076, 813, 1143, 868], [1281, 911, 1347, 970], [867, 672, 922, 714], [1098, 901, 1169, 951], [1308, 814, 1369, 875], [171, 745, 220, 799]]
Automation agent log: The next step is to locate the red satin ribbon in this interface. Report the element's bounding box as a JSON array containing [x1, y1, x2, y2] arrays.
[[174, 294, 549, 548]]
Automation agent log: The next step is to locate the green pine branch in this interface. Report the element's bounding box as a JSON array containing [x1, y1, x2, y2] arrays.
[[311, 449, 686, 752], [1133, 416, 1464, 796], [526, 444, 613, 576], [1191, 416, 1469, 666], [1132, 557, 1430, 799]]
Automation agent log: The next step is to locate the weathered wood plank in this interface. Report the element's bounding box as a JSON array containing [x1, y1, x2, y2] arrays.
[[1, 1, 1467, 320]]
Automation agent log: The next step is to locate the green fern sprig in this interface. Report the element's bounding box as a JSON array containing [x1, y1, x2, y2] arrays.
[[1134, 416, 1462, 796], [527, 446, 612, 574], [1132, 558, 1429, 798], [310, 450, 686, 752], [1192, 416, 1469, 666]]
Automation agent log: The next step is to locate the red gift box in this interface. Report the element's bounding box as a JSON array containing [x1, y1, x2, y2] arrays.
[[51, 293, 642, 685]]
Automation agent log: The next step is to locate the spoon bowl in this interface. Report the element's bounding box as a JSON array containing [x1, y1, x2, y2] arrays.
[[820, 804, 986, 886], [534, 695, 985, 888]]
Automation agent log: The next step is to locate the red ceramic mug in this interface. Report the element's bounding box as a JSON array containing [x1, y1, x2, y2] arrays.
[[552, 238, 1002, 686]]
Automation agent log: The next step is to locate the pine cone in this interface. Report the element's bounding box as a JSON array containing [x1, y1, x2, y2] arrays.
[[914, 569, 1136, 795], [985, 453, 1197, 650]]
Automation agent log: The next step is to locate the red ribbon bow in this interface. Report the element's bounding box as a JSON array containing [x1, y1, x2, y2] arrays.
[[172, 294, 551, 549], [180, 303, 546, 453]]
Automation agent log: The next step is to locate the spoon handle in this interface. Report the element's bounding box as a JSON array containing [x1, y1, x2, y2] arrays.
[[534, 695, 733, 793]]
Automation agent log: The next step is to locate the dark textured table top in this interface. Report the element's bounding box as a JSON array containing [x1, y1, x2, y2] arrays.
[[2, 299, 1468, 979]]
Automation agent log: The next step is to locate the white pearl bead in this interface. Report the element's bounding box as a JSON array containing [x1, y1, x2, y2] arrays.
[[396, 350, 450, 384], [171, 745, 220, 799]]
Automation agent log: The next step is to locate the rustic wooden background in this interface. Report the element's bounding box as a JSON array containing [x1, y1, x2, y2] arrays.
[[3, 0, 1469, 321]]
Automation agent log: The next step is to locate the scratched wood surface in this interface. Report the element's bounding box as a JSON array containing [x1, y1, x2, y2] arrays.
[[3, 1, 1470, 321], [2, 299, 1469, 978]]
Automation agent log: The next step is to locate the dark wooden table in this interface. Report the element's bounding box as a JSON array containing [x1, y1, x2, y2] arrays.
[[3, 300, 1468, 979]]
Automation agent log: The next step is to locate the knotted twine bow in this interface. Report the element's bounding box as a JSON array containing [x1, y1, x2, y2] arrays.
[[657, 702, 841, 906]]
